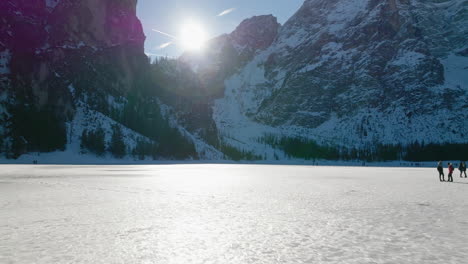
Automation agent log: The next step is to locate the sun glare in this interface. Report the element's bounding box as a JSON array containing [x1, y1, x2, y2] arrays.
[[179, 22, 208, 52]]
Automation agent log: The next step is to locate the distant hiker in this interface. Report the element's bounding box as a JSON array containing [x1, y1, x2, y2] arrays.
[[437, 161, 445, 182], [460, 162, 467, 178], [448, 163, 454, 182]]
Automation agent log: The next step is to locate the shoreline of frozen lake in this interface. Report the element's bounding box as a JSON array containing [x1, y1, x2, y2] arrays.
[[0, 151, 455, 168], [1, 165, 468, 263]]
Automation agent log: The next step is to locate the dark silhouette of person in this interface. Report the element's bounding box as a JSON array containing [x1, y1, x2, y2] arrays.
[[448, 163, 454, 182], [460, 162, 467, 178], [437, 161, 445, 181]]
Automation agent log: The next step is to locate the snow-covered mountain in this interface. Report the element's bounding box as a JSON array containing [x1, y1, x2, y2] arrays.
[[180, 0, 467, 159], [1, 0, 466, 162]]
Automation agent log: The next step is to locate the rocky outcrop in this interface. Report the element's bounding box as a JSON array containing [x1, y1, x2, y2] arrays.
[[230, 15, 280, 54]]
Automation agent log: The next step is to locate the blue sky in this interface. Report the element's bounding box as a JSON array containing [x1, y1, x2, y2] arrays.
[[137, 0, 304, 57]]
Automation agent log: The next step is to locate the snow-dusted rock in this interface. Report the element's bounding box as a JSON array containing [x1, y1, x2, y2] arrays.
[[212, 0, 468, 151]]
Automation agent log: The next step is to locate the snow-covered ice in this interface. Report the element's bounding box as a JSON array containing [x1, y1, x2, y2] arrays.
[[1, 165, 468, 263]]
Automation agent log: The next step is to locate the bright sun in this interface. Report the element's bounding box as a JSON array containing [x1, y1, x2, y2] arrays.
[[179, 22, 208, 52]]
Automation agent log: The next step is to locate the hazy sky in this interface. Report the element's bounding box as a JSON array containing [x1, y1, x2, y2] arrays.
[[137, 0, 304, 57]]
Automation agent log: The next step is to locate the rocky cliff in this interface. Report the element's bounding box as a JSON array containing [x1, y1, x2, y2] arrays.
[[0, 0, 198, 160], [2, 0, 146, 101], [205, 0, 468, 160]]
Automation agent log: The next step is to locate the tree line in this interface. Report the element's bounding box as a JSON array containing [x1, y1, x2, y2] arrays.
[[259, 134, 468, 162]]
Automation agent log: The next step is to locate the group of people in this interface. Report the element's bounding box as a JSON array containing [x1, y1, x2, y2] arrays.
[[437, 161, 467, 182]]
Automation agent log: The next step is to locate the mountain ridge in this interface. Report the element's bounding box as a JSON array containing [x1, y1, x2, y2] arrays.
[[180, 0, 468, 160], [214, 0, 467, 140], [1, 0, 467, 162]]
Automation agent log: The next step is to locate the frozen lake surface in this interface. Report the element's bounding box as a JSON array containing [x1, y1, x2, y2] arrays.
[[1, 165, 468, 263]]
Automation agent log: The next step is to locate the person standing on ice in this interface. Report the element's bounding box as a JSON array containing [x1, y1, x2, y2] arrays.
[[437, 161, 445, 181], [447, 163, 454, 182], [459, 162, 467, 178]]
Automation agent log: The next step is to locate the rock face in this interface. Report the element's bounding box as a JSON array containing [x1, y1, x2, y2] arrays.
[[180, 15, 280, 97], [48, 0, 144, 49], [0, 0, 150, 157], [1, 0, 146, 100], [230, 15, 280, 54], [211, 0, 468, 154]]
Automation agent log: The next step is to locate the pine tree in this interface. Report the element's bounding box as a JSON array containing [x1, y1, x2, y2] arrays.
[[132, 138, 153, 160], [109, 125, 126, 158], [81, 127, 106, 156]]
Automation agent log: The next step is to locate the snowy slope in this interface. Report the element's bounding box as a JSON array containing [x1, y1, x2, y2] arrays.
[[158, 101, 225, 160], [67, 102, 153, 156], [5, 98, 157, 164]]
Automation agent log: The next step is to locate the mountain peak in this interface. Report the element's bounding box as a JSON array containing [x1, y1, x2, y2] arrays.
[[229, 15, 280, 51]]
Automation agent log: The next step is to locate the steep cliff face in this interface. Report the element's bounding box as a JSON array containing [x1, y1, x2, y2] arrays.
[[44, 0, 146, 93], [249, 0, 444, 127], [211, 0, 468, 157], [0, 0, 148, 156], [48, 0, 143, 48], [2, 0, 146, 99], [0, 0, 197, 159]]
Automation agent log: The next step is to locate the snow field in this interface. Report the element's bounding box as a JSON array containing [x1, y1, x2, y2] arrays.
[[1, 165, 467, 263]]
